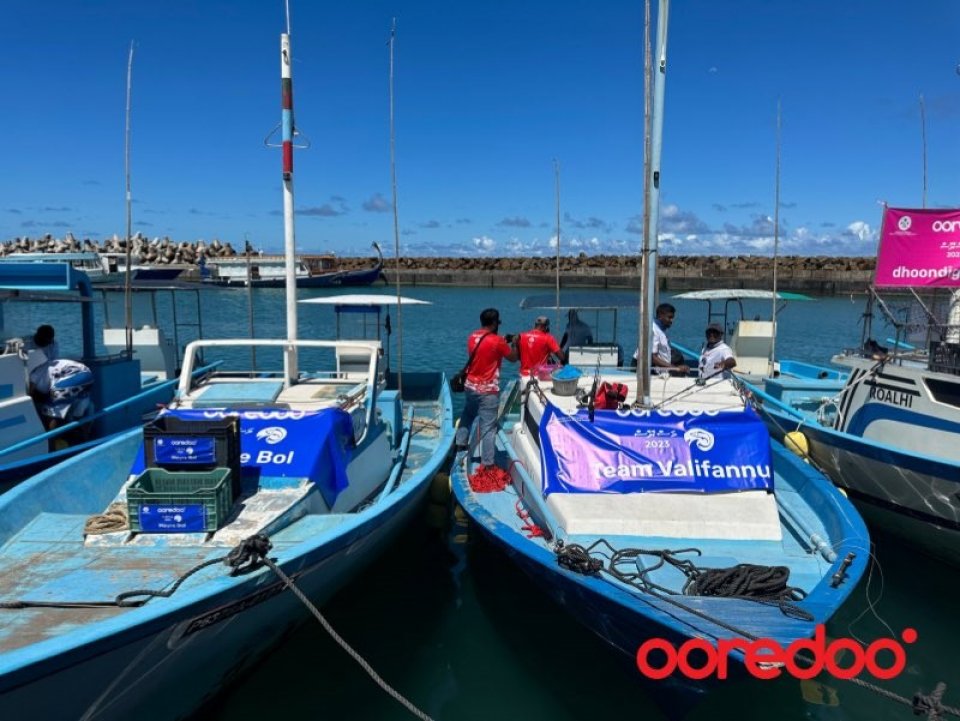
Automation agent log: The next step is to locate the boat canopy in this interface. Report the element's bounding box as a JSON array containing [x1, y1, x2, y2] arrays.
[[672, 290, 812, 301]]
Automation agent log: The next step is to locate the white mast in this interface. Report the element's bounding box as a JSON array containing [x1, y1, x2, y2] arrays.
[[280, 12, 298, 385]]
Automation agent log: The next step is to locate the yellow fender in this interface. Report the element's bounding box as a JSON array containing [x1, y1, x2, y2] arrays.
[[784, 430, 809, 460]]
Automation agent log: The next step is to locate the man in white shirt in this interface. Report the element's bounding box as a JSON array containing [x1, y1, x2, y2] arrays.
[[634, 303, 690, 375], [699, 323, 737, 380]]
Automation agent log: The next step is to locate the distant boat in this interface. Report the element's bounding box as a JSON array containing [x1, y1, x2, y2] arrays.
[[0, 262, 212, 489], [100, 252, 187, 282], [0, 251, 121, 284], [746, 206, 960, 565], [204, 243, 384, 288]]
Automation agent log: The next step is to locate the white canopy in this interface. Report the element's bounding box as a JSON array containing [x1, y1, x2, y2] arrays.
[[299, 294, 430, 307]]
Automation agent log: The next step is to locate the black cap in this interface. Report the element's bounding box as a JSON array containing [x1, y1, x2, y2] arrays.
[[706, 323, 724, 335]]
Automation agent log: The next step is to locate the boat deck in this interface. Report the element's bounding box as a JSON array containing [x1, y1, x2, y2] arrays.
[[0, 394, 449, 657]]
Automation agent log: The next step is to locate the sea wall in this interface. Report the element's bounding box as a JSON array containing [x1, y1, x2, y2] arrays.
[[0, 235, 875, 294], [380, 255, 875, 294]]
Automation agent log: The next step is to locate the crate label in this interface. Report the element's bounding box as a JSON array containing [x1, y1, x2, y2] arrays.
[[153, 436, 217, 465], [138, 504, 206, 532]]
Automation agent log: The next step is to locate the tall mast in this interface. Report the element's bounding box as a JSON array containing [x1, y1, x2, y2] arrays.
[[123, 41, 135, 357], [280, 8, 298, 384], [389, 18, 403, 396], [769, 98, 782, 376], [638, 0, 669, 404], [645, 0, 670, 309], [554, 158, 561, 330]]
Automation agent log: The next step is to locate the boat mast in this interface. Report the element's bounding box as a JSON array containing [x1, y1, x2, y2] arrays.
[[638, 0, 669, 404], [645, 0, 670, 309], [769, 98, 782, 376], [920, 93, 927, 209], [554, 158, 561, 330], [280, 2, 298, 384], [389, 18, 403, 395], [123, 41, 135, 356]]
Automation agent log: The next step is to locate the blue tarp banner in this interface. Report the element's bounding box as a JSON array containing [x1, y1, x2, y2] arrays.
[[539, 404, 773, 496], [135, 408, 356, 507]]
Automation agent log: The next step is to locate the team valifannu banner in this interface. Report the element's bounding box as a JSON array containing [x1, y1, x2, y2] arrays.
[[539, 404, 773, 496], [133, 408, 355, 507], [875, 207, 960, 287]]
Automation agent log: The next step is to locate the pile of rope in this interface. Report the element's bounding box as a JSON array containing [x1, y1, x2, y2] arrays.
[[84, 502, 129, 535], [468, 465, 510, 493]]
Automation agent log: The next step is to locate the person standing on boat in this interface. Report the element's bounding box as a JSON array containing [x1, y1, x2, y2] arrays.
[[698, 323, 737, 380], [518, 316, 563, 376], [25, 324, 94, 433], [633, 302, 690, 375], [455, 308, 518, 469], [559, 309, 593, 361]]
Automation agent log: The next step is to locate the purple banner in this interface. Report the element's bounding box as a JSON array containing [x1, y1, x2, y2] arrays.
[[875, 207, 960, 287], [539, 405, 773, 495]]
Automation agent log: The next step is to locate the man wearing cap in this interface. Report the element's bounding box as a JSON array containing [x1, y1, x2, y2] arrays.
[[517, 316, 563, 377], [699, 323, 737, 380], [455, 308, 519, 470]]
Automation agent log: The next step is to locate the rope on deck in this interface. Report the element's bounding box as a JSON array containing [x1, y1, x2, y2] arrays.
[[83, 502, 129, 535], [553, 537, 959, 719]]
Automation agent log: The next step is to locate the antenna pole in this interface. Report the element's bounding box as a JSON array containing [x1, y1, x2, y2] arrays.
[[123, 41, 134, 356], [770, 98, 782, 376], [920, 93, 928, 208], [554, 158, 561, 330], [389, 18, 403, 396], [280, 27, 298, 384]]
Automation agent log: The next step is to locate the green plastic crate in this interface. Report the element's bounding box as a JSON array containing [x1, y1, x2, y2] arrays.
[[127, 467, 234, 534]]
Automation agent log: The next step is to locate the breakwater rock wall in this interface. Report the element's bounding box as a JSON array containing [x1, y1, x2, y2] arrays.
[[381, 255, 876, 294], [0, 235, 875, 293], [1, 233, 240, 265]]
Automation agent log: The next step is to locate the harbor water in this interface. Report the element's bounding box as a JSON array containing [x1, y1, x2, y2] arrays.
[[4, 285, 956, 720]]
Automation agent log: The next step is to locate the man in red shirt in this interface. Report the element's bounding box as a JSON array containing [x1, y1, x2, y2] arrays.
[[517, 316, 562, 376], [455, 307, 518, 469]]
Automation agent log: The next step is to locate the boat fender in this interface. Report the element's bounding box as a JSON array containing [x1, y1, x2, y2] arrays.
[[784, 431, 809, 460]]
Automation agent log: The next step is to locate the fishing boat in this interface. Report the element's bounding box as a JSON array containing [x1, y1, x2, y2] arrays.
[[670, 289, 841, 382], [204, 244, 384, 288], [0, 17, 454, 721], [0, 263, 209, 489], [0, 251, 122, 285], [449, 1, 869, 710], [746, 206, 960, 565]]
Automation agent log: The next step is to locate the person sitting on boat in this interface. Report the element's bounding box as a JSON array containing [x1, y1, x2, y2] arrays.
[[559, 309, 593, 361], [632, 302, 690, 375], [698, 323, 737, 380], [455, 308, 518, 471], [517, 316, 563, 376], [25, 324, 95, 433]]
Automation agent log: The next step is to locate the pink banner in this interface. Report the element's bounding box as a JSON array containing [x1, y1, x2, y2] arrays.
[[875, 207, 960, 287]]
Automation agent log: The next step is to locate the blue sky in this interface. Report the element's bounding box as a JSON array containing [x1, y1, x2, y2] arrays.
[[2, 1, 958, 258]]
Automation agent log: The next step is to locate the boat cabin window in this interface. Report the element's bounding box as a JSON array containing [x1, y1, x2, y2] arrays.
[[923, 377, 960, 409]]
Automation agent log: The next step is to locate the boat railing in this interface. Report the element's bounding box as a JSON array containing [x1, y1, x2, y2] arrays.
[[861, 287, 960, 375], [177, 338, 382, 445]]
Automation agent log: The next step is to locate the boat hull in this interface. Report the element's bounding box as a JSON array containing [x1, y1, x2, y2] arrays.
[[0, 447, 434, 721], [757, 401, 960, 565]]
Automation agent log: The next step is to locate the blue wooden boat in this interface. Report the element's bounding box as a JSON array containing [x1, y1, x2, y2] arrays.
[[0, 310, 453, 720], [0, 14, 453, 718], [0, 262, 211, 490], [450, 371, 869, 712]]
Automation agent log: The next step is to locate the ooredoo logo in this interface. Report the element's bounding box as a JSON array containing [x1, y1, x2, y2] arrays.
[[898, 215, 912, 231], [932, 219, 960, 233], [635, 625, 917, 681]]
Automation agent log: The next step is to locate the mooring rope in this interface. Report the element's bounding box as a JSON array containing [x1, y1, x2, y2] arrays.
[[553, 537, 959, 719]]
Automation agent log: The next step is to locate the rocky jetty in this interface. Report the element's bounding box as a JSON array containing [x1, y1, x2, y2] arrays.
[[0, 234, 876, 292], [0, 233, 239, 265]]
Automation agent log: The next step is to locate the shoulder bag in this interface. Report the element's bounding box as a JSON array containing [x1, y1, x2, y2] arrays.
[[451, 332, 493, 393]]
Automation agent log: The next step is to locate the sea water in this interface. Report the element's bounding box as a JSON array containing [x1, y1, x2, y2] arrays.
[[11, 284, 952, 721]]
